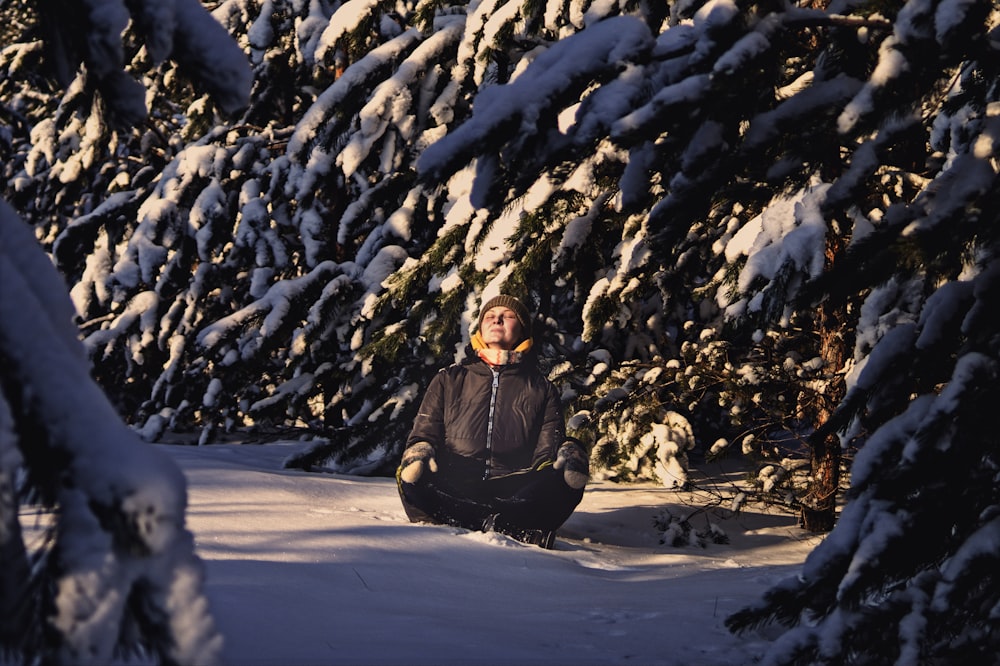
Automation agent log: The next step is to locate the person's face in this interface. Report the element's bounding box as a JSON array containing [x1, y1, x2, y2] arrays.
[[479, 307, 524, 350]]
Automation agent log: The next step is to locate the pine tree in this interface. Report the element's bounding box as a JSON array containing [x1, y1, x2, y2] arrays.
[[0, 0, 250, 662], [371, 0, 1000, 659], [724, 1, 1000, 660], [5, 0, 1000, 659], [0, 0, 891, 504]]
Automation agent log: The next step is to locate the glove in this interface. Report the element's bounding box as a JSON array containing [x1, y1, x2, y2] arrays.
[[553, 440, 589, 490], [399, 442, 438, 484]]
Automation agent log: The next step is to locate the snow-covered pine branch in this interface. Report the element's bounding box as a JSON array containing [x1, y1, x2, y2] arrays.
[[0, 199, 221, 664], [416, 14, 655, 202], [34, 0, 250, 123]]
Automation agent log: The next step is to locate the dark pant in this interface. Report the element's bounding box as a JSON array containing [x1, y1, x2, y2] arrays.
[[398, 466, 583, 534]]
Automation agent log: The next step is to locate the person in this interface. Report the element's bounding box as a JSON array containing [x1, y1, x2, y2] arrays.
[[396, 294, 589, 548]]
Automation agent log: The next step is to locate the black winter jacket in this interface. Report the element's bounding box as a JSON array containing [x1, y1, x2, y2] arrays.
[[406, 352, 565, 483]]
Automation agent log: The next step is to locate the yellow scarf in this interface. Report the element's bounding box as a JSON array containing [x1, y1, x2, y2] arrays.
[[471, 331, 532, 366]]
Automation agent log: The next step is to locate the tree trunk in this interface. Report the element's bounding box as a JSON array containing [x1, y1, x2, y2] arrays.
[[800, 429, 841, 532], [800, 238, 848, 533]]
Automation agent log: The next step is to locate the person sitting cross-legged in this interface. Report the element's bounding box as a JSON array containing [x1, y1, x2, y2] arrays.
[[396, 294, 589, 548]]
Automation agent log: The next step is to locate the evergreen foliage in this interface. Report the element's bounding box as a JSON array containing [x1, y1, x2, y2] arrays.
[[3, 0, 1000, 661], [0, 1, 250, 662]]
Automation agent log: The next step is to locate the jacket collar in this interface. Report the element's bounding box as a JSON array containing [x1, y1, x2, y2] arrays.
[[468, 332, 533, 368]]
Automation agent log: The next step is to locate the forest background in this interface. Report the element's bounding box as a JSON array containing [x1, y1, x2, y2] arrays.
[[2, 0, 999, 664]]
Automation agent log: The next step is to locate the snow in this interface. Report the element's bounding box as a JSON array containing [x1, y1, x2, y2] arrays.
[[286, 30, 425, 189], [177, 0, 253, 115], [69, 0, 251, 120], [472, 206, 519, 272], [612, 75, 711, 139], [196, 261, 341, 354], [936, 515, 1000, 608], [82, 0, 131, 80], [154, 441, 822, 666], [719, 185, 829, 319], [336, 24, 463, 177], [3, 200, 221, 664], [838, 35, 907, 133], [935, 0, 977, 42], [417, 15, 655, 184], [315, 0, 385, 64]]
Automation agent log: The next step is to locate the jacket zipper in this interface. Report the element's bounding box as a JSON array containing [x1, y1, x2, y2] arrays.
[[483, 367, 500, 480]]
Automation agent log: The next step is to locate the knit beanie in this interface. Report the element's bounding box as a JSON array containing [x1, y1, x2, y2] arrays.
[[477, 295, 532, 336]]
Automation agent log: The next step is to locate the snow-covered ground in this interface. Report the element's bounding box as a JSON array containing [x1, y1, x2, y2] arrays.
[[164, 442, 823, 665]]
